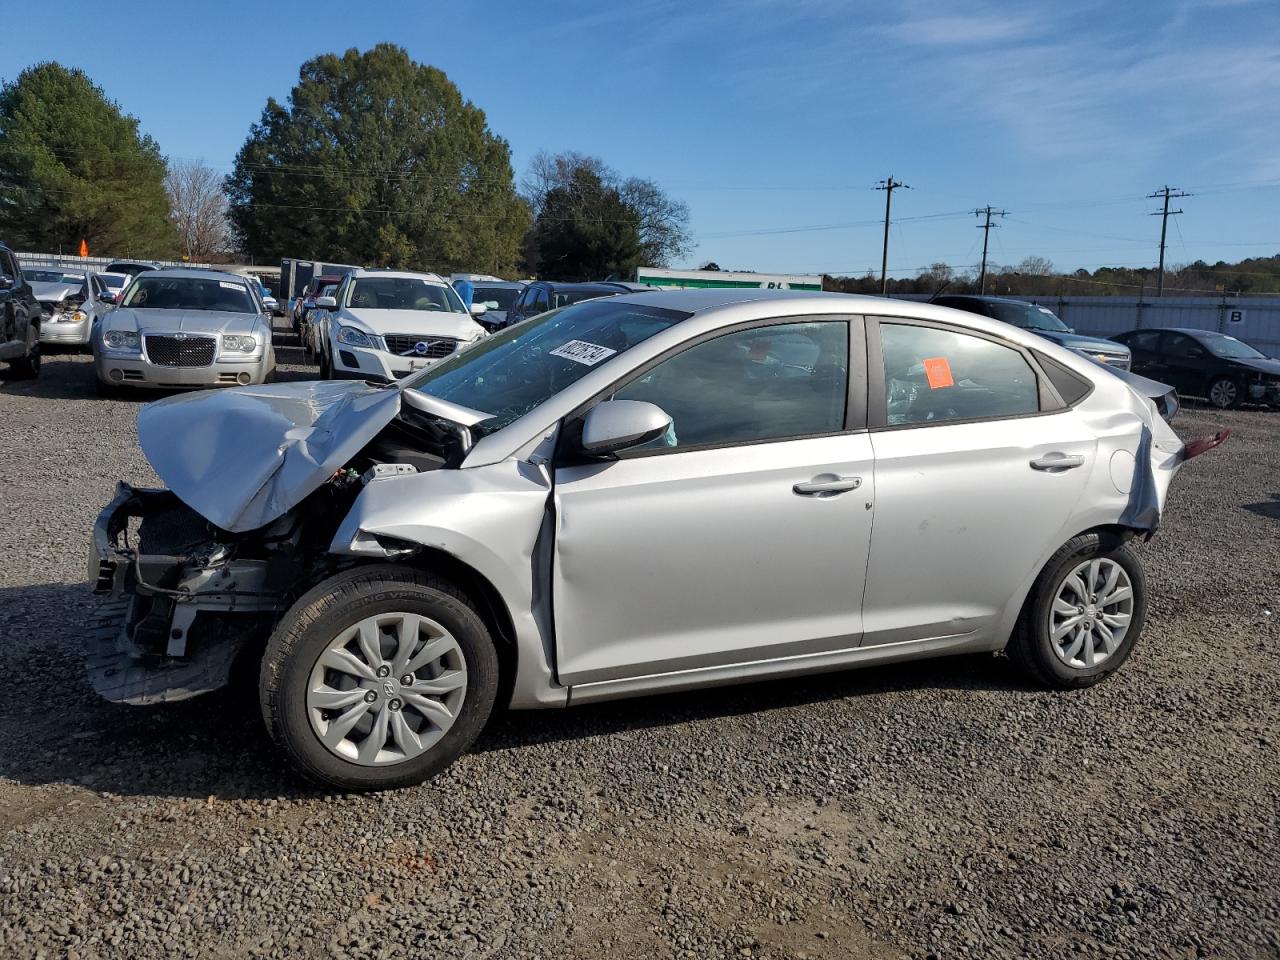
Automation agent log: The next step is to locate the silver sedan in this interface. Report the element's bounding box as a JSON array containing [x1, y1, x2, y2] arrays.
[[88, 290, 1224, 790], [92, 268, 275, 392]]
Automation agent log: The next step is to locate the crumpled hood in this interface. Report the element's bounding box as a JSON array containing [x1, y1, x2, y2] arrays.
[[345, 308, 483, 340], [109, 308, 262, 336], [137, 380, 403, 532], [31, 282, 83, 303]]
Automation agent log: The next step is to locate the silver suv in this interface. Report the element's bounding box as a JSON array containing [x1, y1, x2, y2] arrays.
[[88, 290, 1220, 790]]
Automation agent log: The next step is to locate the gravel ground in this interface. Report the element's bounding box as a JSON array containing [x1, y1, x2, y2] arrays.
[[0, 323, 1277, 960]]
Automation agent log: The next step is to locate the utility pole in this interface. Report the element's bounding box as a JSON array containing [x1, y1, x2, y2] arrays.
[[1147, 186, 1190, 296], [875, 176, 909, 295], [973, 205, 1007, 295]]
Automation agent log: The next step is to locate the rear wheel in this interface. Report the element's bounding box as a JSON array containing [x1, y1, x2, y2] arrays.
[[259, 565, 499, 791], [1009, 532, 1147, 689], [1207, 375, 1239, 409]]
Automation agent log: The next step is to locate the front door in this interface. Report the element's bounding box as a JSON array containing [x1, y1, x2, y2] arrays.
[[862, 318, 1095, 646], [552, 318, 874, 686]]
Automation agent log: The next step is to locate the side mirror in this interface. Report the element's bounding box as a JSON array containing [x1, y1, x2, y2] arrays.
[[580, 400, 672, 456], [100, 292, 117, 304], [0, 276, 13, 291], [469, 302, 488, 318], [315, 296, 337, 310]]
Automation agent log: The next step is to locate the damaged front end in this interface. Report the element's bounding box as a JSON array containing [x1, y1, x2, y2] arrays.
[[87, 380, 487, 705], [87, 478, 357, 704]]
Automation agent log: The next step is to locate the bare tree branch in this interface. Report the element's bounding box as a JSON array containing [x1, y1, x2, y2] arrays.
[[165, 159, 231, 260]]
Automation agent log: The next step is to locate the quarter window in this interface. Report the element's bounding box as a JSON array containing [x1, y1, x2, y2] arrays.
[[880, 323, 1040, 426], [612, 321, 849, 451]]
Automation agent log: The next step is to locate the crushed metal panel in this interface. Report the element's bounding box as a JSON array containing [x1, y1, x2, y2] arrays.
[[137, 380, 403, 532]]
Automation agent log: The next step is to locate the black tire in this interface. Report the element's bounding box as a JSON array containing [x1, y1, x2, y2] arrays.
[[1008, 532, 1148, 689], [259, 564, 499, 791], [1206, 375, 1240, 410], [318, 342, 331, 378], [11, 337, 40, 379]]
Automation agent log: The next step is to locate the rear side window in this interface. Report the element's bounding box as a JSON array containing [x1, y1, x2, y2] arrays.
[[880, 323, 1040, 426], [1033, 351, 1092, 406], [1125, 331, 1161, 353]]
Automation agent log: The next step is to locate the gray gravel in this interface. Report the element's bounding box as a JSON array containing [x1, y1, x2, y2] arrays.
[[1, 325, 1277, 960]]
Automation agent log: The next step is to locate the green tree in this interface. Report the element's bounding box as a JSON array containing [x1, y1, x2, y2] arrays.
[[226, 44, 528, 274], [522, 151, 691, 276], [530, 164, 643, 281], [0, 63, 175, 256]]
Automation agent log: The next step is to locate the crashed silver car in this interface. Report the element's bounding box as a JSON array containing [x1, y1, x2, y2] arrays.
[[88, 291, 1224, 791], [92, 269, 275, 392]]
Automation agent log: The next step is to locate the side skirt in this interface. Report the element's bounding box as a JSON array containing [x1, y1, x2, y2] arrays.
[[565, 630, 983, 705]]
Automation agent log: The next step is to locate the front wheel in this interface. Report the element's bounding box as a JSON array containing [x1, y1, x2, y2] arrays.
[[11, 328, 40, 378], [1008, 533, 1147, 689], [1207, 375, 1239, 409], [259, 565, 499, 791]]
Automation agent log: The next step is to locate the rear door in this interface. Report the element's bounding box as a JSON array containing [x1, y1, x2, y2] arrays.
[[552, 316, 874, 686], [1118, 330, 1165, 380], [1159, 332, 1210, 396], [862, 317, 1095, 647]]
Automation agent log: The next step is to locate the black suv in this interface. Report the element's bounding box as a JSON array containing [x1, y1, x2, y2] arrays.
[[933, 295, 1131, 370], [503, 281, 640, 328], [0, 244, 42, 378], [1111, 327, 1280, 409]]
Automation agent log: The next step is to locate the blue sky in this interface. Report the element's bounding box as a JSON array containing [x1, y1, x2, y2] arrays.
[[13, 0, 1280, 278]]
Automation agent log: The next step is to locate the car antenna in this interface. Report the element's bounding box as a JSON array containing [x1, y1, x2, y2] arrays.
[[927, 278, 955, 303]]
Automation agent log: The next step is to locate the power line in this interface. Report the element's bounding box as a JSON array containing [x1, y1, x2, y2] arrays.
[[974, 205, 1007, 295], [1148, 185, 1191, 296], [874, 176, 910, 296]]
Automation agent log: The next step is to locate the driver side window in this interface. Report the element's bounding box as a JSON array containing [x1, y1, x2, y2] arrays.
[[612, 320, 849, 452]]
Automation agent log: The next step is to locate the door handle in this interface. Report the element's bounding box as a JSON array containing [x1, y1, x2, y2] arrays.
[[794, 475, 862, 496], [1030, 453, 1085, 471]]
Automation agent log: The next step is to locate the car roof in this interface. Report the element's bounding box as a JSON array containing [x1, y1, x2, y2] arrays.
[[537, 281, 635, 292], [934, 294, 1040, 307], [472, 280, 526, 288], [137, 268, 253, 284], [346, 268, 450, 284]]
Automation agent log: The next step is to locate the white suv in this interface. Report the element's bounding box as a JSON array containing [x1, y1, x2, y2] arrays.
[[315, 269, 488, 381]]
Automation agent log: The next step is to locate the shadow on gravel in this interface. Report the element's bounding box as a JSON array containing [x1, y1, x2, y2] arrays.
[[1242, 493, 1280, 521], [0, 580, 1042, 801], [0, 357, 130, 401]]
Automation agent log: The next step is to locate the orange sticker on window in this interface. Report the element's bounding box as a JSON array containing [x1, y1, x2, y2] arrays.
[[923, 356, 954, 389]]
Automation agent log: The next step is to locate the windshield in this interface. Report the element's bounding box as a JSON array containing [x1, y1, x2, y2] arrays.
[[122, 276, 255, 313], [473, 286, 521, 310], [348, 277, 466, 313], [1201, 333, 1266, 360], [989, 301, 1070, 333], [403, 299, 689, 436]]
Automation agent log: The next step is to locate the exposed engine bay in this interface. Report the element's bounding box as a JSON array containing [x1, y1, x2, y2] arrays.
[[89, 401, 467, 704]]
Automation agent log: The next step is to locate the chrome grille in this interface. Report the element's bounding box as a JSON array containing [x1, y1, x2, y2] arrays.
[[383, 334, 458, 359], [145, 335, 216, 367]]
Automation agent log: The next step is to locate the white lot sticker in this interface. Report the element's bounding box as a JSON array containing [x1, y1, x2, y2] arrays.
[[549, 340, 617, 366], [218, 281, 241, 290]]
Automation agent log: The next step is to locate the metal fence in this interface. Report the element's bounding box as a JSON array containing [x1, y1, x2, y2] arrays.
[[898, 295, 1280, 357], [15, 251, 210, 272]]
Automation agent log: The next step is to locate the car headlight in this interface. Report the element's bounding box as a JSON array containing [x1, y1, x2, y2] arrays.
[[57, 309, 87, 323], [336, 326, 376, 348], [104, 330, 139, 350], [221, 334, 259, 354]]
